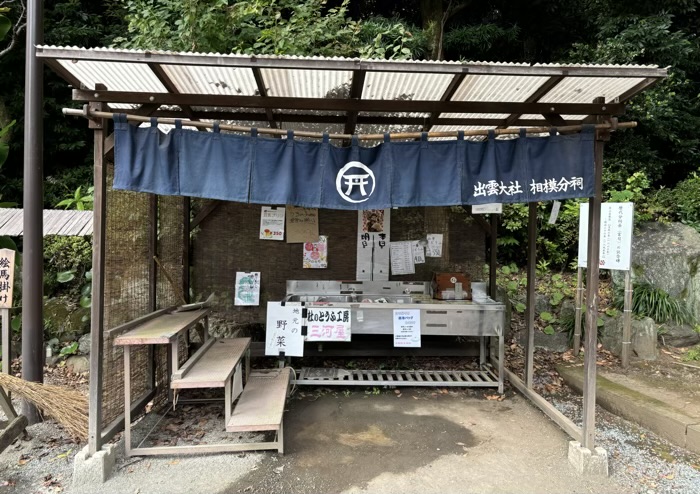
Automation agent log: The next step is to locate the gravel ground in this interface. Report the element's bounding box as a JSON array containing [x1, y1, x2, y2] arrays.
[[550, 390, 700, 494]]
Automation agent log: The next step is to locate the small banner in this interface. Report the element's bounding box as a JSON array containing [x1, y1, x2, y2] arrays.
[[305, 307, 351, 342]]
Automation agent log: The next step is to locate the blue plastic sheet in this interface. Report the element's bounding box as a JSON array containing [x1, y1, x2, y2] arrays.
[[113, 115, 595, 209]]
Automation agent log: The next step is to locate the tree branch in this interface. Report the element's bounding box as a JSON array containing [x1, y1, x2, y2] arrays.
[[0, 0, 26, 59]]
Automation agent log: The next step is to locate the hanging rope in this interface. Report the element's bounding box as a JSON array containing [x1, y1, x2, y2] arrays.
[[63, 106, 633, 140]]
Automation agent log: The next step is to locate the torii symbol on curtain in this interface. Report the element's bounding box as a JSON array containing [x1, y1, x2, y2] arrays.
[[336, 161, 376, 203]]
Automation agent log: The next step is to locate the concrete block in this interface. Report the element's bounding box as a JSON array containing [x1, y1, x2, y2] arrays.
[[73, 444, 116, 485], [687, 424, 700, 455], [568, 441, 609, 476]]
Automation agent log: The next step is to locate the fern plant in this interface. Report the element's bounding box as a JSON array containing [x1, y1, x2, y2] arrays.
[[613, 282, 695, 325]]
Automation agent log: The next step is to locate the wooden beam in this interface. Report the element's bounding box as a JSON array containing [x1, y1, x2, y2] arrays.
[[0, 415, 28, 453], [72, 90, 626, 116], [182, 197, 191, 304], [251, 67, 278, 129], [343, 69, 367, 136], [489, 215, 498, 299], [191, 200, 221, 230], [148, 195, 157, 312]]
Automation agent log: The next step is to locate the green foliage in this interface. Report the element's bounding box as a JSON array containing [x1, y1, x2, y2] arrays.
[[56, 185, 94, 211], [43, 236, 92, 297], [444, 23, 519, 52], [358, 16, 428, 60], [683, 346, 700, 362], [666, 172, 700, 232], [0, 14, 10, 42], [614, 282, 696, 325], [59, 341, 79, 356]]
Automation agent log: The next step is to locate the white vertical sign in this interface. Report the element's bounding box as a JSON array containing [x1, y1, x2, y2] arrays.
[[578, 202, 634, 271], [0, 249, 15, 309], [265, 302, 304, 357], [356, 209, 391, 280]]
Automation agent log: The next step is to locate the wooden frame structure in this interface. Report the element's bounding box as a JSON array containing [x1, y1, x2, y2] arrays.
[[29, 46, 667, 457]]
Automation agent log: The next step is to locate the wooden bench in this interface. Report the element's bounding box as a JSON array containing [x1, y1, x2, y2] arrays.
[[171, 337, 251, 424], [227, 367, 291, 454]]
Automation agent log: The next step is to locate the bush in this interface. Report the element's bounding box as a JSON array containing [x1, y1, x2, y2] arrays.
[[43, 235, 92, 297], [613, 282, 695, 325], [669, 172, 700, 232]]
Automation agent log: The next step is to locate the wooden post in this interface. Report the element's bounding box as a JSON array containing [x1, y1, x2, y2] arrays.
[[183, 197, 191, 304], [88, 99, 107, 456], [573, 267, 583, 356], [525, 202, 537, 388], [489, 214, 498, 299], [622, 270, 633, 368], [582, 97, 608, 450], [147, 195, 157, 389]]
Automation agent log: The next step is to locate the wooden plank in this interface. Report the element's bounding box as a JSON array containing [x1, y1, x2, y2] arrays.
[[113, 309, 210, 345], [227, 368, 290, 432], [104, 308, 173, 338], [525, 202, 537, 387], [0, 415, 28, 454], [171, 337, 216, 380], [172, 338, 251, 388]]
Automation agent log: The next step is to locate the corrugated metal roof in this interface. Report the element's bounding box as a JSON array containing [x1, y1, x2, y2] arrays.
[[39, 45, 667, 134], [0, 209, 93, 236]]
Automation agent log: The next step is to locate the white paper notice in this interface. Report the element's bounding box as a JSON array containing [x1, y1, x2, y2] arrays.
[[472, 203, 503, 214], [259, 206, 285, 240], [578, 202, 634, 271], [234, 272, 260, 306], [393, 309, 421, 347], [265, 302, 304, 357], [413, 241, 426, 264], [305, 307, 352, 342], [390, 241, 415, 275], [426, 234, 443, 257]]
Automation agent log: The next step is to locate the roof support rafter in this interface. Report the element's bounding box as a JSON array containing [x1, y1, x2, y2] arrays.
[[501, 75, 565, 128], [148, 63, 207, 132], [343, 69, 367, 136], [424, 73, 466, 131], [251, 67, 278, 129]]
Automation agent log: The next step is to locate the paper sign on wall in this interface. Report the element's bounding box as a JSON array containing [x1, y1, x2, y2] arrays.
[[356, 209, 391, 281], [393, 309, 421, 347], [286, 206, 319, 243], [265, 302, 304, 357], [390, 241, 415, 275], [426, 234, 443, 257], [578, 202, 634, 271], [260, 206, 285, 240], [305, 308, 352, 342], [234, 272, 260, 306], [0, 248, 15, 309], [412, 241, 426, 264], [303, 235, 328, 269]]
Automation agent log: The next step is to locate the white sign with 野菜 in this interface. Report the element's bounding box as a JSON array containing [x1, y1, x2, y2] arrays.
[[0, 248, 15, 309], [393, 309, 421, 347], [259, 206, 285, 240], [305, 308, 352, 342], [578, 202, 634, 271], [265, 302, 304, 357]]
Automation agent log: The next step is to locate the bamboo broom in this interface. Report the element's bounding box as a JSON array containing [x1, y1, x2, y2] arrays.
[[0, 374, 88, 441]]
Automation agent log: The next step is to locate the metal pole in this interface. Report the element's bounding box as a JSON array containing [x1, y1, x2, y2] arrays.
[[622, 270, 633, 368], [21, 0, 44, 424], [88, 105, 106, 455], [489, 214, 498, 299], [525, 202, 537, 388], [582, 97, 607, 450], [573, 267, 583, 356]]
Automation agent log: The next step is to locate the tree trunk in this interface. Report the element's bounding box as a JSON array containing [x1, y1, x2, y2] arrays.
[[420, 0, 445, 60]]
